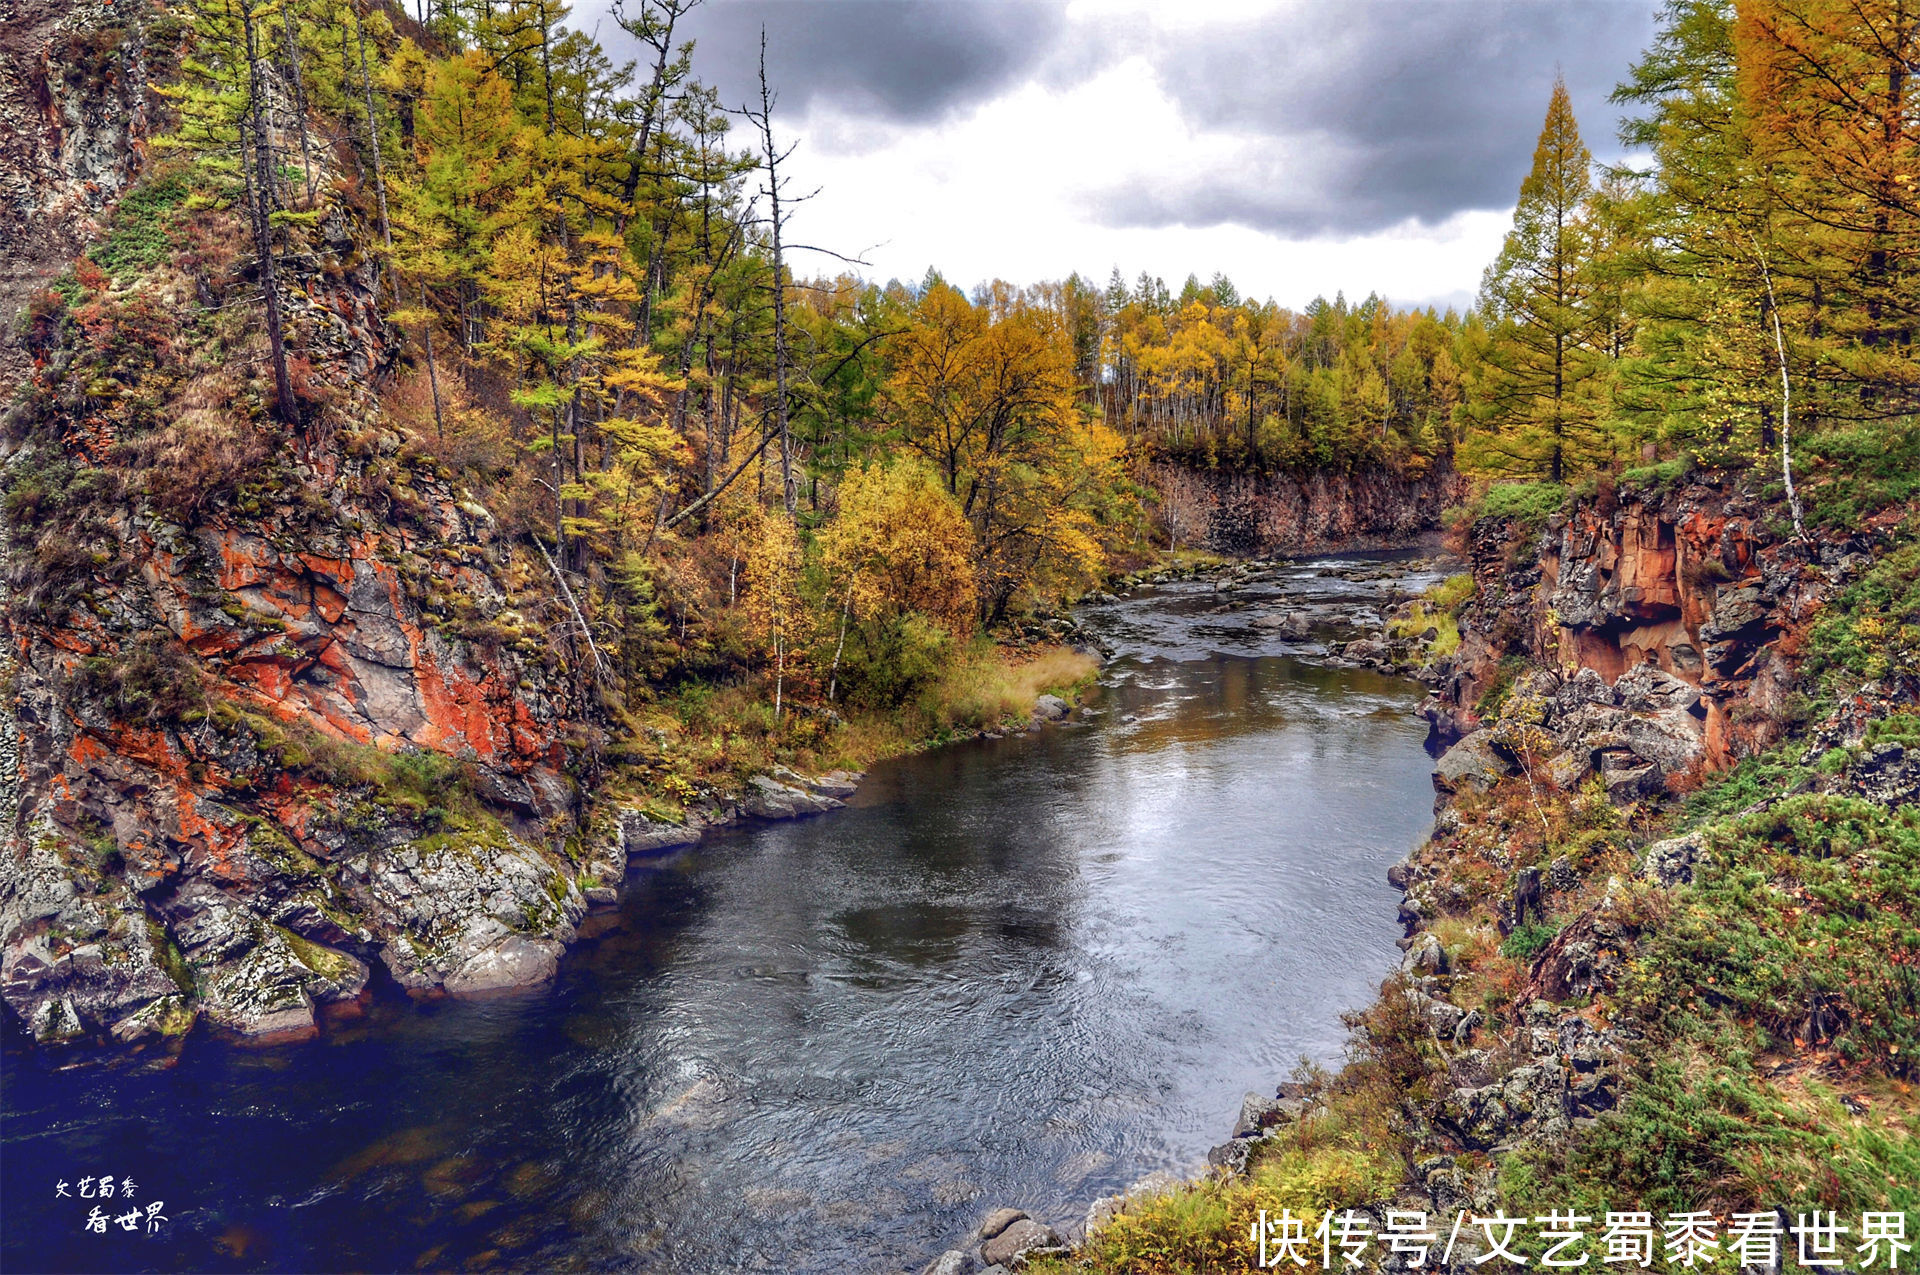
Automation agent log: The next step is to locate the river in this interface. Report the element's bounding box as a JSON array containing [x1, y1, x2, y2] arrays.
[[1, 551, 1446, 1274]]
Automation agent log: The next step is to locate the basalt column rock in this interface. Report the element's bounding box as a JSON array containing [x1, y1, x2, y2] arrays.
[[1148, 461, 1467, 558]]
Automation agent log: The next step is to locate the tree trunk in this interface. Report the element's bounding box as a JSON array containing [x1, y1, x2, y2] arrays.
[[355, 12, 393, 297], [280, 0, 317, 206], [244, 3, 298, 424], [755, 29, 796, 515], [421, 284, 445, 437]]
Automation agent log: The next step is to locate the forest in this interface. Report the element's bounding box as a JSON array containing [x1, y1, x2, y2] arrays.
[[13, 0, 1920, 756]]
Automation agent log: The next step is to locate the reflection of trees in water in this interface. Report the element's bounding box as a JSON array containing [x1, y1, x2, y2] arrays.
[[1098, 656, 1419, 757]]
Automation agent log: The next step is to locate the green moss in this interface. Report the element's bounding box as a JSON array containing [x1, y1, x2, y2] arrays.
[[407, 812, 515, 860], [279, 927, 357, 984], [145, 919, 196, 995], [211, 704, 481, 830], [150, 996, 198, 1037]]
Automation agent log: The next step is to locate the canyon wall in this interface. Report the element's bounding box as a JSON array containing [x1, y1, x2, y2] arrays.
[[1151, 460, 1468, 558]]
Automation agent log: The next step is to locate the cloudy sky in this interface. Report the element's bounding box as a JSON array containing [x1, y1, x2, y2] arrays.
[[591, 0, 1662, 312]]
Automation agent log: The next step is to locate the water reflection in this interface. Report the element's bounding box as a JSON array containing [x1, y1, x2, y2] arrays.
[[2, 555, 1443, 1274]]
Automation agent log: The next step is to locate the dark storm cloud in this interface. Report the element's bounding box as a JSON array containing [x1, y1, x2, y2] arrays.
[[1094, 1, 1662, 235], [596, 0, 1662, 236], [663, 0, 1068, 123]]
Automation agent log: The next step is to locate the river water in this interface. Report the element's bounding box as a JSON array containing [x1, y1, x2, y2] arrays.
[[2, 553, 1446, 1274]]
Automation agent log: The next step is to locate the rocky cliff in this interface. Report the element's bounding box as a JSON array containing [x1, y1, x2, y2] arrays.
[[1151, 460, 1467, 558], [0, 0, 626, 1046], [1426, 474, 1892, 777], [1, 0, 155, 396]]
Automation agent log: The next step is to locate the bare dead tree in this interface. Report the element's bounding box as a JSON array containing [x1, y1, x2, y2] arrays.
[[744, 27, 796, 514]]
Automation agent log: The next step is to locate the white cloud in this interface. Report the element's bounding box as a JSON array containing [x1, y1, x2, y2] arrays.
[[1062, 0, 1291, 32], [777, 49, 1509, 310]]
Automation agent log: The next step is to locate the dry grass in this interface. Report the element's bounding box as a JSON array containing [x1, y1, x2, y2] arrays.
[[937, 645, 1099, 728], [836, 643, 1100, 763], [122, 405, 270, 519]]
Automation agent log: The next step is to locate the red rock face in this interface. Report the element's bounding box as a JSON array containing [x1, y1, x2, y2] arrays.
[[1439, 478, 1889, 767], [0, 63, 593, 1041], [2, 425, 598, 1041]]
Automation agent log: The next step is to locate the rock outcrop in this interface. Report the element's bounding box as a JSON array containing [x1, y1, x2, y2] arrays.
[[1149, 460, 1467, 558], [1, 0, 157, 394], [1431, 662, 1711, 803], [1428, 475, 1890, 765]]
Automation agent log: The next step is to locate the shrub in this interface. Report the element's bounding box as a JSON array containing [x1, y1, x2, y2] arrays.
[[1480, 481, 1569, 526], [1680, 747, 1811, 828], [833, 612, 953, 710], [69, 641, 205, 725], [88, 175, 190, 282], [1428, 572, 1477, 613], [1801, 418, 1920, 528], [1473, 655, 1530, 719], [1500, 920, 1562, 960], [1619, 458, 1692, 488], [1388, 602, 1460, 661]]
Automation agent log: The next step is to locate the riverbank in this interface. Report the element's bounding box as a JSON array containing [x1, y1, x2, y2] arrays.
[[568, 639, 1105, 910], [981, 472, 1920, 1275]]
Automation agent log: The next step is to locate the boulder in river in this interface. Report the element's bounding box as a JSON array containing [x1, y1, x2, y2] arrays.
[[981, 1216, 1064, 1267], [770, 764, 861, 798], [742, 774, 844, 819], [443, 934, 562, 997], [1032, 694, 1071, 722], [618, 808, 703, 858]]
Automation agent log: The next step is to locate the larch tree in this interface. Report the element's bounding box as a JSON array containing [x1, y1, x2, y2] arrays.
[[1736, 0, 1920, 422], [1463, 76, 1609, 481]]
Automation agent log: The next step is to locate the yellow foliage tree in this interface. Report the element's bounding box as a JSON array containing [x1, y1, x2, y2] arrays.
[[739, 507, 803, 720], [887, 282, 1120, 618], [818, 460, 977, 700]]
